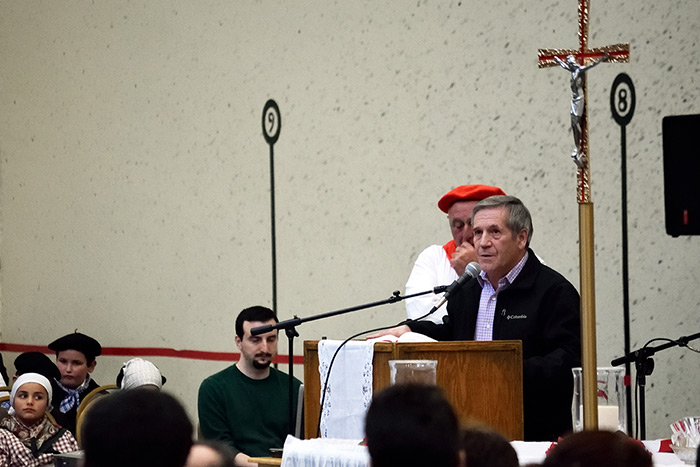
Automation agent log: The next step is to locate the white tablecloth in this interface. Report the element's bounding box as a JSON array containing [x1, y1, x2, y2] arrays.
[[281, 435, 370, 467], [511, 440, 688, 466], [281, 436, 690, 467]]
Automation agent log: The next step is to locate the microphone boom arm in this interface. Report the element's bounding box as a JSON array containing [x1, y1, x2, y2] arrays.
[[611, 330, 700, 366], [610, 330, 700, 439], [250, 287, 444, 336]]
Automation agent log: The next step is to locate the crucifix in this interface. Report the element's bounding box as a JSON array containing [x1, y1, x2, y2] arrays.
[[538, 0, 629, 432]]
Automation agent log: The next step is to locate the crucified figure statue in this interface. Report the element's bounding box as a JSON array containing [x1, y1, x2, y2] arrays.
[[554, 53, 609, 167]]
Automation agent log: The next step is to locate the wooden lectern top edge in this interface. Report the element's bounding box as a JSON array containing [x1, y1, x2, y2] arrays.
[[304, 339, 522, 353]]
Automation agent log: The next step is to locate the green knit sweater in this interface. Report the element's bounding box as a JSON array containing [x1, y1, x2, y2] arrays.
[[198, 364, 301, 458]]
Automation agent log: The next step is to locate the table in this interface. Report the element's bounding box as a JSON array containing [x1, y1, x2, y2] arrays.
[[512, 440, 688, 466], [275, 436, 689, 467], [248, 457, 281, 467]]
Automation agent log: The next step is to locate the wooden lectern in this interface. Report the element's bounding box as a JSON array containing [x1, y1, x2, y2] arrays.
[[304, 340, 524, 440]]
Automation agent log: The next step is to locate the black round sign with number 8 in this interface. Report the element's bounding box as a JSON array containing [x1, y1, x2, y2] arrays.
[[610, 73, 635, 126]]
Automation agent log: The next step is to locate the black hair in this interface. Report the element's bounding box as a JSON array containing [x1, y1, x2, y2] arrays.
[[82, 389, 193, 467], [235, 306, 278, 338], [542, 430, 652, 467], [365, 383, 460, 467], [461, 425, 519, 467]]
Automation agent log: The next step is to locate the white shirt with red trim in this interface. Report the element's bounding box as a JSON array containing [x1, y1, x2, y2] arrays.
[[405, 244, 459, 324]]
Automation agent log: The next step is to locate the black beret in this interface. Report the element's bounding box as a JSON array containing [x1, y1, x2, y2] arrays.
[[14, 352, 61, 380], [48, 332, 102, 361]]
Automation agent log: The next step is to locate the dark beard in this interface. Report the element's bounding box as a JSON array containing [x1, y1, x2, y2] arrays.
[[252, 359, 272, 370]]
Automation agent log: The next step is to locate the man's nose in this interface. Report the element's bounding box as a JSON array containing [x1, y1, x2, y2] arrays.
[[478, 233, 492, 246]]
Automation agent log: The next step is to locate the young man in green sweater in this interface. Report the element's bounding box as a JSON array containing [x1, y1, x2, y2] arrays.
[[198, 306, 301, 467]]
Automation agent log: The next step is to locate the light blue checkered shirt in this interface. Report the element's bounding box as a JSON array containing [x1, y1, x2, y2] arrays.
[[474, 252, 529, 341]]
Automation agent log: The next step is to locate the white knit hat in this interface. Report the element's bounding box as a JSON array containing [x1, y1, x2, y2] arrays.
[[119, 358, 164, 390], [10, 372, 53, 414]]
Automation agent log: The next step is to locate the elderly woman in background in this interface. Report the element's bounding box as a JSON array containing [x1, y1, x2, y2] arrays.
[[116, 358, 166, 390], [0, 372, 79, 466]]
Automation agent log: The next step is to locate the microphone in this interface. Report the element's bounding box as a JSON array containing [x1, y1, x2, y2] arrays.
[[429, 262, 481, 313], [250, 324, 275, 336]]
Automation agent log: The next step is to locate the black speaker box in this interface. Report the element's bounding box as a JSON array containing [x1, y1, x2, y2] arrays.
[[662, 114, 700, 236]]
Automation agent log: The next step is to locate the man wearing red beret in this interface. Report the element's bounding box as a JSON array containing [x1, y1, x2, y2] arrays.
[[405, 184, 505, 323]]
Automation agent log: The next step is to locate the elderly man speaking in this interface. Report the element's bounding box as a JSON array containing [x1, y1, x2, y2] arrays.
[[405, 184, 505, 323]]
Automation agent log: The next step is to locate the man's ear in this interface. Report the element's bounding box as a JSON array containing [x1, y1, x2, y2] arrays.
[[518, 229, 528, 249], [87, 360, 97, 374], [234, 335, 242, 350]]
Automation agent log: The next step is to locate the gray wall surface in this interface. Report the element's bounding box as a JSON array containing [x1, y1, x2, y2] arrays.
[[1, 0, 698, 438]]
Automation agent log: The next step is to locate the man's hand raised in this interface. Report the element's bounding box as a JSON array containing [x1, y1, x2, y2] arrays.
[[450, 242, 477, 276]]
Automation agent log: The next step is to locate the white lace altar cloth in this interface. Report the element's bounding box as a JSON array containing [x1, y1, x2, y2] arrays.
[[318, 339, 374, 439]]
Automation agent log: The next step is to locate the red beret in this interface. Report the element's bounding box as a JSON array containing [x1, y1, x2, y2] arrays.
[[437, 184, 506, 213]]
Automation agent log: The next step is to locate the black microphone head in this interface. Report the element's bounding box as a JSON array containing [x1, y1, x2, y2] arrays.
[[444, 262, 482, 297]]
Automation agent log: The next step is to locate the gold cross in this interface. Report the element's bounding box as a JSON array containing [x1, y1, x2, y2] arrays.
[[538, 0, 629, 202]]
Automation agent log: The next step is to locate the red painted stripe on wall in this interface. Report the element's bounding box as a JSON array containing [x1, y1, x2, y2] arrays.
[[0, 342, 304, 365]]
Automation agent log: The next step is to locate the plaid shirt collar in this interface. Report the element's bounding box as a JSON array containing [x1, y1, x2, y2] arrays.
[[477, 251, 529, 291]]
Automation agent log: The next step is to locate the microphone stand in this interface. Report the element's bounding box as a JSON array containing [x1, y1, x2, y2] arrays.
[[251, 287, 446, 436], [611, 330, 700, 439]]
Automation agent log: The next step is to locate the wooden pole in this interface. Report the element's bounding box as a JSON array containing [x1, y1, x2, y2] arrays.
[[578, 67, 598, 430], [538, 0, 629, 430]]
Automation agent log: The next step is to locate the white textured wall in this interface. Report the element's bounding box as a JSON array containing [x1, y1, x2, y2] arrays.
[[1, 0, 698, 438]]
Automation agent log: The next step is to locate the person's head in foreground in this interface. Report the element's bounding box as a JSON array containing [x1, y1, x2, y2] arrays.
[[365, 383, 461, 467], [460, 425, 519, 467], [541, 430, 652, 467], [185, 440, 236, 467], [82, 388, 193, 467]]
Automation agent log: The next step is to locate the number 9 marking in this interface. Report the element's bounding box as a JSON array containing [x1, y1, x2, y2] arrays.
[[262, 100, 281, 144]]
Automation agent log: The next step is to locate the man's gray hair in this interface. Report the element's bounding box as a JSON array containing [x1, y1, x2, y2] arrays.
[[472, 195, 533, 247]]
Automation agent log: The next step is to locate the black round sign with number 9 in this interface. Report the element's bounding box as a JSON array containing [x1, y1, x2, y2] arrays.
[[262, 100, 281, 144]]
